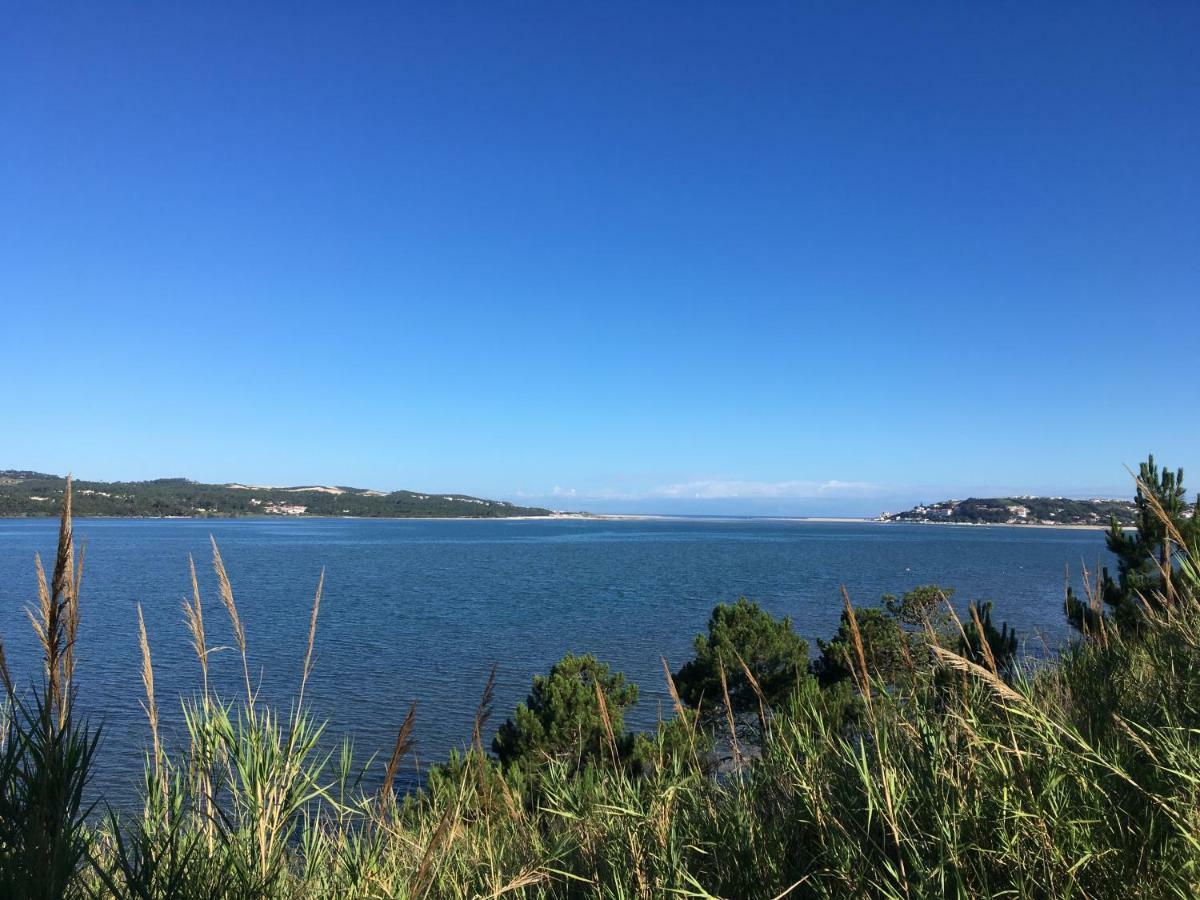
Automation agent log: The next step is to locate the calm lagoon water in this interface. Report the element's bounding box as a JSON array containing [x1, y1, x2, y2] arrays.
[[0, 516, 1112, 799]]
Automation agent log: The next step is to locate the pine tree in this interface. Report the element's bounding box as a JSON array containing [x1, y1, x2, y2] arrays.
[[961, 600, 1018, 672], [1067, 455, 1198, 633]]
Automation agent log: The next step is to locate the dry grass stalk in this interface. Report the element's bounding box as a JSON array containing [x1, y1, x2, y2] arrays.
[[769, 876, 813, 900], [298, 567, 324, 710], [210, 535, 254, 709], [661, 656, 687, 721], [472, 664, 497, 754], [937, 587, 969, 645], [842, 583, 908, 894], [1113, 713, 1161, 765], [594, 678, 621, 769], [1080, 559, 1099, 614], [969, 603, 998, 674], [411, 796, 460, 899], [182, 553, 209, 698], [840, 585, 873, 716], [470, 665, 511, 814], [380, 701, 417, 816], [1133, 471, 1190, 605], [717, 656, 742, 767], [733, 649, 770, 737], [1077, 560, 1110, 646], [0, 636, 13, 702], [1134, 471, 1189, 550], [484, 870, 550, 897], [661, 656, 703, 769], [935, 587, 977, 695]]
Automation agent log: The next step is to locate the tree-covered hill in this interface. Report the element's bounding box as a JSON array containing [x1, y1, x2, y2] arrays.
[[0, 471, 554, 518], [880, 496, 1140, 526]]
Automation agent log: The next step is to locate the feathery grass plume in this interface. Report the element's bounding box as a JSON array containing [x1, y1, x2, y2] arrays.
[[28, 554, 55, 699], [298, 567, 324, 710], [26, 476, 77, 727], [182, 553, 209, 699], [50, 477, 74, 724], [717, 655, 742, 767], [136, 605, 164, 799], [71, 538, 85, 602], [51, 475, 75, 608], [468, 664, 521, 818], [379, 701, 417, 816], [62, 541, 84, 706], [210, 535, 254, 710], [930, 645, 1025, 706]]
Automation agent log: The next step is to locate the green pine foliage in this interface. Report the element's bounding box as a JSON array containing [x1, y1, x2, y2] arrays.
[[815, 586, 1018, 685], [492, 653, 639, 773], [814, 605, 914, 686], [961, 600, 1018, 672], [673, 597, 810, 713], [1067, 454, 1199, 632]]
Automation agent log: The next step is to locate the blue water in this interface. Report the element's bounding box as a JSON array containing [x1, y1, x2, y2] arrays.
[[0, 516, 1111, 799]]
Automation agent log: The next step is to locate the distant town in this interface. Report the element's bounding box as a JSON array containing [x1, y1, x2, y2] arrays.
[[878, 496, 1141, 526]]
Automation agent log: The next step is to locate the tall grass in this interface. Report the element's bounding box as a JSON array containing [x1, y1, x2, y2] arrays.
[[2, 478, 1199, 897], [0, 476, 99, 899]]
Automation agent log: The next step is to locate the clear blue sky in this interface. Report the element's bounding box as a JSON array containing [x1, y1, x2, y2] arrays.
[[3, 3, 1197, 515]]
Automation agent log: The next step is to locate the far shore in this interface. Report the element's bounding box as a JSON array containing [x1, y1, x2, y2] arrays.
[[0, 512, 1123, 530], [589, 514, 1119, 530]]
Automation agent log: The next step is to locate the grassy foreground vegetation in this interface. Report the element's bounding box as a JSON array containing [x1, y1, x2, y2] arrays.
[[1, 459, 1198, 898]]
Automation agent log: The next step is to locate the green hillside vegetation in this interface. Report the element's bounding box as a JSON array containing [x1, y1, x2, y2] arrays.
[[2, 455, 1200, 897], [0, 470, 553, 518], [882, 495, 1142, 525]]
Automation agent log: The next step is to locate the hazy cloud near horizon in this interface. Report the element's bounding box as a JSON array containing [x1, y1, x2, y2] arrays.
[[510, 476, 1138, 517], [515, 478, 879, 505], [649, 479, 877, 500]]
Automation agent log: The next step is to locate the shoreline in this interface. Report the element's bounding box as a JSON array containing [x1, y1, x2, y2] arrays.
[[0, 512, 1121, 530], [870, 519, 1121, 531]]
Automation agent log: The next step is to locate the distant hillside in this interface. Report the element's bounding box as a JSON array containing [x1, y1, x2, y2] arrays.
[[879, 496, 1140, 526], [0, 471, 555, 519]]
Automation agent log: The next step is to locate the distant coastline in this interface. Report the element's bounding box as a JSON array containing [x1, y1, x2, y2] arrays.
[[0, 472, 1144, 529], [0, 470, 554, 519]]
